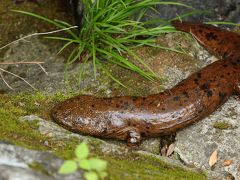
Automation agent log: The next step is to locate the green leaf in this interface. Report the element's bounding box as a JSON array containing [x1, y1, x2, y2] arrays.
[[58, 160, 78, 174], [99, 171, 108, 179], [75, 142, 89, 159], [84, 171, 99, 180], [88, 158, 107, 171], [79, 159, 91, 170]]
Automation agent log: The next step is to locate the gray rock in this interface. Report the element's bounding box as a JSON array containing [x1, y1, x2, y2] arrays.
[[18, 115, 204, 177], [1, 37, 112, 94], [0, 143, 83, 180], [19, 115, 130, 155], [175, 97, 240, 179], [19, 115, 84, 140], [0, 165, 54, 180], [145, 0, 240, 23]]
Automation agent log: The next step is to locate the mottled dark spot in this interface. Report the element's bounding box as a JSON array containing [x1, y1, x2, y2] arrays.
[[107, 99, 112, 103], [132, 97, 138, 101], [121, 102, 129, 109], [162, 107, 166, 111], [222, 51, 228, 58], [200, 83, 209, 90], [102, 128, 107, 133], [146, 126, 150, 129], [148, 101, 154, 105], [227, 72, 231, 76], [91, 104, 95, 108], [219, 92, 227, 103], [173, 96, 180, 101], [197, 72, 201, 78], [205, 32, 218, 41], [165, 90, 172, 96], [132, 123, 137, 127], [177, 117, 182, 121], [220, 75, 224, 78], [171, 115, 176, 118], [141, 132, 146, 137], [116, 104, 120, 108], [207, 90, 213, 97], [219, 39, 226, 45], [142, 97, 146, 101], [182, 91, 189, 98], [231, 62, 237, 66], [194, 78, 199, 85], [223, 64, 228, 67], [198, 29, 203, 33]]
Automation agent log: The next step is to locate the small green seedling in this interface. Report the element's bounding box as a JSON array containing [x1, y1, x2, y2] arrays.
[[58, 142, 107, 180]]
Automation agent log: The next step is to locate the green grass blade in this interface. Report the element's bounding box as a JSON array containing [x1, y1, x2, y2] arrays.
[[57, 41, 75, 54], [97, 61, 127, 88], [12, 10, 79, 40], [205, 21, 240, 26]]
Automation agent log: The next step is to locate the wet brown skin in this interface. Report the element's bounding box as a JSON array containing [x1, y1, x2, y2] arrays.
[[51, 20, 240, 146]]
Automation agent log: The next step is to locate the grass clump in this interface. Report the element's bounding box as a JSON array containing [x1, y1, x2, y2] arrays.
[[12, 0, 196, 86]]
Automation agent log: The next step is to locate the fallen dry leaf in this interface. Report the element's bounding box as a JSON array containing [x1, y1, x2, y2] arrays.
[[160, 145, 167, 156], [209, 150, 218, 167], [222, 160, 233, 167], [166, 143, 175, 157]]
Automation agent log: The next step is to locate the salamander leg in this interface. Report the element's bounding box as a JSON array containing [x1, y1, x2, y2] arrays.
[[127, 130, 141, 147], [234, 82, 240, 96]]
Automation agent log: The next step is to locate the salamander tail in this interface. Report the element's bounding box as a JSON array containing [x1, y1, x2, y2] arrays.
[[171, 20, 240, 60]]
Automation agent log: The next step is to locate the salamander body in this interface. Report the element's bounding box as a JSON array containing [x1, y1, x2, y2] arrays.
[[51, 21, 240, 146]]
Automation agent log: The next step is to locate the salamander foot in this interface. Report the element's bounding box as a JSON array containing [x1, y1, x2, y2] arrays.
[[127, 130, 141, 147]]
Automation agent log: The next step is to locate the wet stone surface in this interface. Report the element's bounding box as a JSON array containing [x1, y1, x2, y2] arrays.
[[0, 142, 83, 180], [175, 97, 240, 179]]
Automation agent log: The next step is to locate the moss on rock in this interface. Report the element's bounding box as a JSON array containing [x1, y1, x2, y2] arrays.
[[0, 92, 207, 179], [213, 122, 231, 130]]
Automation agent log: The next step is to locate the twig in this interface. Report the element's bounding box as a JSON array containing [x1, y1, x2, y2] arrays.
[[0, 61, 44, 65], [0, 72, 14, 90], [0, 61, 48, 75], [0, 67, 37, 90], [190, 27, 205, 46], [37, 63, 48, 75], [0, 26, 78, 50], [0, 61, 48, 89]]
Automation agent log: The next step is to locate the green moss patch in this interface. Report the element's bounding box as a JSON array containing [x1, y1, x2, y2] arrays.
[[28, 162, 50, 176], [101, 153, 206, 180], [0, 92, 207, 179], [213, 122, 232, 130]]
